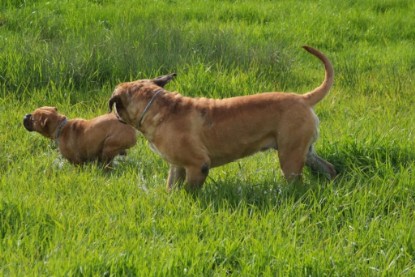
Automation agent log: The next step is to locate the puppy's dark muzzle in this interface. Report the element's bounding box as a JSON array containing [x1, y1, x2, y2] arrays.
[[23, 114, 34, 131]]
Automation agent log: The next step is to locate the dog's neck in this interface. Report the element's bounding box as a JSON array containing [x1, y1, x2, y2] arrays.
[[137, 89, 163, 128], [54, 117, 68, 142]]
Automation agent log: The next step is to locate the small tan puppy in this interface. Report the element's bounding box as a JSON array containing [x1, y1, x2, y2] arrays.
[[23, 106, 137, 166], [109, 46, 336, 191]]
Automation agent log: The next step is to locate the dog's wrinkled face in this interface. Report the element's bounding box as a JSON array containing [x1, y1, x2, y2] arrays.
[[23, 106, 61, 138], [108, 73, 176, 126]]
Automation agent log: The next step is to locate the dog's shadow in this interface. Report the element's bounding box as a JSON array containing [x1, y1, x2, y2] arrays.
[[327, 140, 415, 181], [191, 175, 329, 213]]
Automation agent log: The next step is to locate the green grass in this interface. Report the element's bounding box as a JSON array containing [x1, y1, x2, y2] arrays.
[[1, 0, 415, 275]]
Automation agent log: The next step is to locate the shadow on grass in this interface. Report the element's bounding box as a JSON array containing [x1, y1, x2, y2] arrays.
[[328, 140, 415, 180], [191, 174, 332, 213]]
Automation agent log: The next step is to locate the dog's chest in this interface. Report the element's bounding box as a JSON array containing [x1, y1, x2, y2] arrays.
[[149, 142, 167, 160]]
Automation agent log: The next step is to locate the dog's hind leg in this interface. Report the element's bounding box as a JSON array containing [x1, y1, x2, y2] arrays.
[[278, 154, 306, 182], [306, 146, 336, 180], [167, 165, 186, 191], [101, 140, 128, 165], [277, 140, 310, 182], [100, 151, 119, 170]]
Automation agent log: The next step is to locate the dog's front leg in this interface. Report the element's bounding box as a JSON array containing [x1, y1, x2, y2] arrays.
[[167, 165, 186, 191], [184, 163, 210, 192]]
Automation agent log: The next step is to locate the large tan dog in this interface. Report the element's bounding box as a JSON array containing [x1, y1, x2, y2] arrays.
[[109, 46, 336, 191], [23, 106, 137, 166]]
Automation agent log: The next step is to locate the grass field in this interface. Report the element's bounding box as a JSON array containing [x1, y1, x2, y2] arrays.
[[1, 0, 415, 275]]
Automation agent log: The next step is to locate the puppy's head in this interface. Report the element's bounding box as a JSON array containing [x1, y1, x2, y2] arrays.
[[108, 73, 176, 127], [23, 106, 65, 139]]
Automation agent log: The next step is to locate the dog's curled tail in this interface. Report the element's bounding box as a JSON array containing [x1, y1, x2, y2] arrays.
[[302, 46, 334, 107]]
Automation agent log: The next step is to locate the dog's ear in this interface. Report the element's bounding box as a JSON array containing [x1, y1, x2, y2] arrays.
[[108, 95, 122, 113], [40, 117, 48, 128], [152, 73, 177, 87]]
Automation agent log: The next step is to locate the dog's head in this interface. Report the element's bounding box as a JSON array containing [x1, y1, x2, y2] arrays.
[[23, 106, 66, 139], [108, 73, 176, 127]]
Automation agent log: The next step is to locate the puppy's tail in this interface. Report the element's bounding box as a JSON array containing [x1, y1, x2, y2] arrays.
[[301, 46, 334, 107]]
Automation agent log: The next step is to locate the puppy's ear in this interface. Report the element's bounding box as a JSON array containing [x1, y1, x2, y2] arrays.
[[152, 73, 177, 87], [108, 95, 122, 113]]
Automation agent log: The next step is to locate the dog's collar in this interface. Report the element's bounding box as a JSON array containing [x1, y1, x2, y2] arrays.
[[137, 89, 163, 128], [54, 117, 68, 142]]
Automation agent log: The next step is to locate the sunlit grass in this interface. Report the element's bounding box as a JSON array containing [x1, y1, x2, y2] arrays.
[[1, 0, 415, 275]]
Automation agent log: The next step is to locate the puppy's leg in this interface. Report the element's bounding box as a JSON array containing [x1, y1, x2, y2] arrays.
[[101, 138, 132, 169], [100, 149, 120, 170], [306, 146, 337, 180], [167, 165, 186, 191]]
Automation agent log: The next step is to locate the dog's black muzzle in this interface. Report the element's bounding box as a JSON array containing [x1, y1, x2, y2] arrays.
[[23, 114, 34, 131]]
